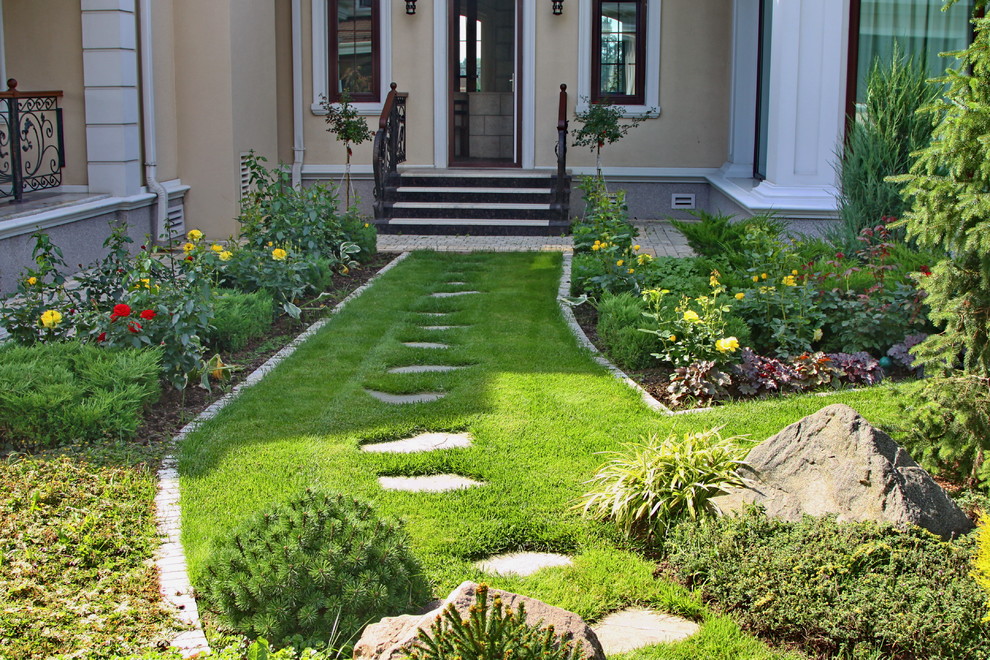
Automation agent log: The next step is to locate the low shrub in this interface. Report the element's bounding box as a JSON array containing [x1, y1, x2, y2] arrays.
[[200, 490, 429, 651], [118, 638, 344, 659], [666, 508, 990, 659], [595, 292, 656, 370], [569, 252, 606, 297], [640, 279, 740, 366], [341, 212, 377, 263], [404, 583, 582, 660], [575, 429, 749, 539], [207, 289, 275, 353], [0, 342, 160, 449]]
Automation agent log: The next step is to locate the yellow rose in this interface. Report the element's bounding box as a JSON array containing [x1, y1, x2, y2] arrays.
[[761, 273, 768, 280], [792, 269, 799, 275], [813, 328, 824, 342], [633, 244, 641, 251], [716, 336, 740, 353], [271, 248, 288, 261], [627, 268, 635, 274], [182, 242, 195, 254], [186, 229, 203, 242], [752, 275, 759, 283], [683, 310, 701, 323], [364, 223, 370, 228], [668, 335, 677, 342], [211, 244, 223, 253], [219, 250, 233, 262], [591, 243, 601, 251], [26, 276, 37, 286], [782, 275, 797, 287], [267, 241, 274, 247], [40, 309, 62, 329], [616, 260, 624, 267], [735, 292, 745, 300]]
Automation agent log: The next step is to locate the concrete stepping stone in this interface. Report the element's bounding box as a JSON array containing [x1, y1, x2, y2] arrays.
[[475, 552, 573, 577], [378, 474, 483, 492], [362, 432, 473, 454], [387, 365, 467, 374], [366, 390, 445, 404], [420, 325, 467, 331], [403, 342, 450, 349], [447, 281, 468, 285], [418, 312, 450, 317], [431, 291, 481, 298], [591, 608, 700, 655]]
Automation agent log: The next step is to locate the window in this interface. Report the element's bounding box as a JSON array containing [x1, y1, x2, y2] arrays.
[[592, 0, 646, 104], [329, 0, 379, 102]]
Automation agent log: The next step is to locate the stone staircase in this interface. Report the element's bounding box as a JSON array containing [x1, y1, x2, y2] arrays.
[[373, 168, 571, 236]]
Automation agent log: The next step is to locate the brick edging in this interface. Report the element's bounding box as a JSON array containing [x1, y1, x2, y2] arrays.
[[154, 251, 413, 657]]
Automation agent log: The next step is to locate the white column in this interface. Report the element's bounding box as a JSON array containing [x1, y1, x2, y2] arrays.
[[81, 0, 142, 197], [751, 0, 849, 209], [722, 0, 759, 179]]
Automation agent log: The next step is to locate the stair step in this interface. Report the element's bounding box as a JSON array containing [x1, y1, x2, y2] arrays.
[[389, 217, 550, 227], [400, 168, 552, 178], [397, 187, 553, 195], [393, 201, 551, 211]]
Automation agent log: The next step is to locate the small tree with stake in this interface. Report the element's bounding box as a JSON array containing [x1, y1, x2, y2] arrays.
[[572, 98, 656, 179], [320, 91, 374, 209]]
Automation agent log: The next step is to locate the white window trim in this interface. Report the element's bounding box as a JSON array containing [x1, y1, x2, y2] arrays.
[[311, 0, 392, 116], [576, 0, 661, 118]]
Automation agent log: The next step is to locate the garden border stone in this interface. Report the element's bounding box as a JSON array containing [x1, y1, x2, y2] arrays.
[[154, 251, 411, 657]]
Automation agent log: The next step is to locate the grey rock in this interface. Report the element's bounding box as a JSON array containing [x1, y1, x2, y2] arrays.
[[365, 390, 445, 404], [714, 404, 973, 539], [353, 581, 606, 660]]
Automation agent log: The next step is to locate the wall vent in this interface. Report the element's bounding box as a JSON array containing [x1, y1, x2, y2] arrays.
[[239, 153, 252, 201], [166, 203, 186, 237], [671, 193, 696, 210]]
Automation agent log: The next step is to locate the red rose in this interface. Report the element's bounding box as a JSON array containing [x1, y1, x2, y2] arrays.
[[139, 309, 156, 320], [111, 303, 131, 320], [97, 332, 107, 342], [920, 265, 932, 277], [128, 321, 142, 333], [185, 256, 193, 262]]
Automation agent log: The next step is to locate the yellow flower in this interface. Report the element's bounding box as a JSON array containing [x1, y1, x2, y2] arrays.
[[186, 229, 203, 242], [752, 275, 760, 283], [211, 244, 223, 253], [132, 278, 152, 291], [683, 310, 701, 323], [710, 275, 719, 287], [627, 268, 634, 274], [39, 309, 62, 329], [782, 275, 797, 287], [636, 254, 653, 266], [761, 273, 768, 280], [633, 244, 641, 251], [735, 292, 745, 300], [219, 250, 233, 262], [792, 269, 799, 275], [26, 276, 37, 286], [364, 223, 370, 228], [616, 260, 624, 267], [668, 335, 677, 342], [271, 248, 288, 261], [591, 243, 601, 251], [267, 241, 274, 247], [813, 328, 824, 342], [182, 242, 195, 254], [716, 336, 740, 353]]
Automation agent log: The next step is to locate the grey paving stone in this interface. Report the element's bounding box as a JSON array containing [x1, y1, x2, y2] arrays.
[[430, 291, 481, 298], [361, 432, 473, 454], [420, 325, 467, 331], [403, 342, 450, 349], [475, 552, 573, 577], [591, 608, 700, 654], [366, 389, 445, 404], [378, 474, 483, 492], [387, 365, 467, 374]]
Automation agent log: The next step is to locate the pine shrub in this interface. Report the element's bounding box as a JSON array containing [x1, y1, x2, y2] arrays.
[[200, 490, 430, 651], [404, 583, 582, 660], [666, 508, 990, 659], [207, 289, 275, 353]]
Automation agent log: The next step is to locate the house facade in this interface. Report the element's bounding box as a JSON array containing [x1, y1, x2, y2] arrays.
[[0, 0, 975, 291]]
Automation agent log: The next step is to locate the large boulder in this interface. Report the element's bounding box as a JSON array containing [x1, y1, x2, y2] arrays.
[[714, 403, 973, 539], [353, 581, 606, 660]]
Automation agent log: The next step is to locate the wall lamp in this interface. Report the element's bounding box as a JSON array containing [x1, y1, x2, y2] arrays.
[[552, 0, 563, 14], [406, 0, 416, 14]]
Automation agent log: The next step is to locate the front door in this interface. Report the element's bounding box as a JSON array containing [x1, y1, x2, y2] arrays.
[[449, 0, 520, 167]]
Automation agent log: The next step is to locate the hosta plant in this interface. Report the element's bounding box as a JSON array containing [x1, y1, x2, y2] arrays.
[[403, 583, 582, 660], [200, 490, 429, 651], [576, 429, 749, 539]]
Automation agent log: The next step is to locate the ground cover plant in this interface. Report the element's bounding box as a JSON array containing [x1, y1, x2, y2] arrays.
[[176, 251, 960, 658]]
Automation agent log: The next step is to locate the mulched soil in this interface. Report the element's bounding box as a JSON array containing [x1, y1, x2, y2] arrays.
[[134, 252, 400, 448]]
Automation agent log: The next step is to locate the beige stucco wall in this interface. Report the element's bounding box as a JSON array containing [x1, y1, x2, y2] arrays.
[[231, 0, 279, 169], [3, 0, 87, 186], [151, 0, 179, 182], [275, 0, 294, 164]]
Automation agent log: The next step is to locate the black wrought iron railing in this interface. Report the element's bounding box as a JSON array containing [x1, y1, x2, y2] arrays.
[[373, 83, 407, 220], [0, 79, 65, 202], [553, 83, 569, 217]]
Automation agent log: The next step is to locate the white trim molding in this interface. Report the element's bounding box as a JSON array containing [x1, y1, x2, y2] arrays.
[[576, 0, 662, 117], [723, 0, 759, 179], [311, 0, 392, 116]]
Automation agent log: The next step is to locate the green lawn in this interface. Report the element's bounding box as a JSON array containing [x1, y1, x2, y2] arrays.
[[179, 251, 912, 657]]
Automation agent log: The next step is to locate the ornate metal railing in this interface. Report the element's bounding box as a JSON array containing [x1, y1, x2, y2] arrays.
[[0, 79, 65, 202], [373, 83, 407, 219], [553, 83, 570, 218]]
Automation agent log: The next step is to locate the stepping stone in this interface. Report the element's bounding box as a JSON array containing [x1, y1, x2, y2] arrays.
[[418, 312, 450, 317], [403, 342, 449, 349], [361, 432, 473, 454], [387, 365, 467, 374], [366, 390, 445, 404], [378, 474, 483, 492], [447, 281, 468, 285], [475, 552, 573, 577], [420, 325, 466, 331], [431, 291, 481, 298], [591, 608, 700, 655]]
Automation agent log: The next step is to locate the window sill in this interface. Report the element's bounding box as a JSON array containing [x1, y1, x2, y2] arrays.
[[311, 102, 384, 117], [574, 101, 662, 119]]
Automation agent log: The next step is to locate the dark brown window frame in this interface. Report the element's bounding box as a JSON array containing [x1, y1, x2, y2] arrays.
[[591, 0, 647, 105], [328, 0, 381, 103]]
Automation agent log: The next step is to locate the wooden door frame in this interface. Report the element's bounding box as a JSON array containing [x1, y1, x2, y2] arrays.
[[447, 0, 523, 168]]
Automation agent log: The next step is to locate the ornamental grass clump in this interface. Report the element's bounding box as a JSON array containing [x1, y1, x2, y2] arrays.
[[199, 490, 429, 651], [403, 583, 583, 660], [576, 429, 749, 539]]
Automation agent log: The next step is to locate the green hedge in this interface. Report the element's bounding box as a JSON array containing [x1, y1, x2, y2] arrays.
[[0, 342, 161, 449]]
